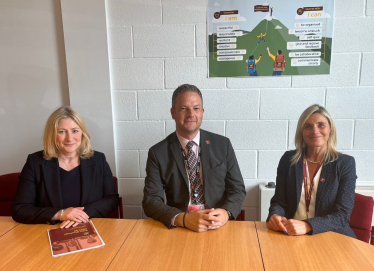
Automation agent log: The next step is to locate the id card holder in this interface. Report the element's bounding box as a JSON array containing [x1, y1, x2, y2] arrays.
[[188, 204, 204, 212]]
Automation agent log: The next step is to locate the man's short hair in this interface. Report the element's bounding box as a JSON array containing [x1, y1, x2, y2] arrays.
[[172, 84, 203, 108], [278, 50, 282, 55]]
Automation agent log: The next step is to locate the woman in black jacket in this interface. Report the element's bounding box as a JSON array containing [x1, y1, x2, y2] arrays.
[[11, 106, 119, 228], [267, 104, 356, 238]]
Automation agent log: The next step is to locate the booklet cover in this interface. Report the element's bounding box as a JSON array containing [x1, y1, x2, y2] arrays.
[[47, 220, 105, 257]]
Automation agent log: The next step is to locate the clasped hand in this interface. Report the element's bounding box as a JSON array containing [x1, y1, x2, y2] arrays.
[[266, 214, 312, 236], [182, 208, 229, 233], [59, 207, 89, 228]]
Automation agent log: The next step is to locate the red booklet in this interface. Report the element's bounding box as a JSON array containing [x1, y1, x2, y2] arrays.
[[47, 220, 105, 257]]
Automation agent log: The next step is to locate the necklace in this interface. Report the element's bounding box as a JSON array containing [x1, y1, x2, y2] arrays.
[[306, 155, 325, 164], [306, 157, 323, 164]]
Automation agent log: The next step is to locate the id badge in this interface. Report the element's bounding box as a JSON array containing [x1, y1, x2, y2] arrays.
[[188, 204, 204, 212]]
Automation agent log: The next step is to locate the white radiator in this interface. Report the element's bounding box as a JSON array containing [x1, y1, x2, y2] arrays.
[[258, 183, 274, 221], [259, 183, 374, 226]]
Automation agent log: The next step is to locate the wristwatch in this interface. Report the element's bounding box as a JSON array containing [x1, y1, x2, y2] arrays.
[[226, 209, 234, 220]]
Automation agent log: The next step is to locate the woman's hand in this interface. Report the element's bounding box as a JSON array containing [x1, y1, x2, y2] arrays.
[[267, 214, 288, 232], [60, 220, 81, 229], [61, 207, 89, 223], [283, 219, 312, 235]]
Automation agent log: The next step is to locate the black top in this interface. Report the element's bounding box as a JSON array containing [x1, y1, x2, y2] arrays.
[[60, 166, 81, 208]]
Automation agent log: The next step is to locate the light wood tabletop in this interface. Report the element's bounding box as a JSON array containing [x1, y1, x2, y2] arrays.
[[108, 219, 264, 271], [3, 219, 374, 270], [0, 216, 19, 237], [255, 221, 374, 271], [0, 218, 137, 271]]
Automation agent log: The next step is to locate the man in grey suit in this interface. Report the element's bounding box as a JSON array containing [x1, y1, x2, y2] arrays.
[[143, 84, 246, 232]]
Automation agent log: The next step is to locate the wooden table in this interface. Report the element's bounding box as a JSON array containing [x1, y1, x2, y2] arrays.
[[108, 219, 264, 271], [2, 219, 374, 271], [0, 216, 19, 237], [256, 221, 374, 270], [0, 218, 137, 271]]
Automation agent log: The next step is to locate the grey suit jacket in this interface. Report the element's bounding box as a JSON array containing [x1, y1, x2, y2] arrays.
[[142, 129, 246, 229], [268, 150, 357, 238], [11, 150, 119, 224]]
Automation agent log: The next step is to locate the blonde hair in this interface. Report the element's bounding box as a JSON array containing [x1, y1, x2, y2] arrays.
[[43, 106, 94, 160], [291, 104, 339, 165]]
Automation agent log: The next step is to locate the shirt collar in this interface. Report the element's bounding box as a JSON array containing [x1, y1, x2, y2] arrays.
[[176, 130, 200, 150]]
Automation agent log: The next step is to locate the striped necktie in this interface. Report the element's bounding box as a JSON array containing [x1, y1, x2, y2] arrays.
[[186, 141, 204, 205]]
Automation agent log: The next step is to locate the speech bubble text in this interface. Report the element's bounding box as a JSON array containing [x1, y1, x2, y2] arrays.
[[217, 49, 246, 55], [217, 44, 237, 49], [299, 35, 322, 40], [217, 38, 237, 43], [217, 25, 239, 31], [291, 58, 321, 66], [289, 52, 321, 57], [287, 41, 321, 50], [217, 56, 243, 61], [217, 31, 243, 37], [294, 22, 322, 28]]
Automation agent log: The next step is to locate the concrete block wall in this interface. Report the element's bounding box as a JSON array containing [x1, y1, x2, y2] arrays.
[[106, 0, 374, 220]]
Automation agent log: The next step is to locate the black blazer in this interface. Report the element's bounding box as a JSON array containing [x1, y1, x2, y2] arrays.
[[142, 129, 246, 229], [11, 151, 119, 224], [268, 150, 357, 238]]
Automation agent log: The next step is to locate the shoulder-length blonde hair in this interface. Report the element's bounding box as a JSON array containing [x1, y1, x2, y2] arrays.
[[43, 106, 94, 160], [291, 104, 339, 165]]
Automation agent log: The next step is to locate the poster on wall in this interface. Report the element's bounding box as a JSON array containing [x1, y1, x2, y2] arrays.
[[207, 0, 334, 77]]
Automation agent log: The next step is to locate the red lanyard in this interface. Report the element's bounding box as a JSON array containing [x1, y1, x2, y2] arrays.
[[302, 153, 325, 218]]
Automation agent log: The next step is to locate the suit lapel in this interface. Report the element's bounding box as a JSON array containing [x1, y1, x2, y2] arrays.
[[315, 161, 332, 214], [168, 133, 189, 188], [42, 158, 63, 208], [200, 130, 210, 197], [80, 157, 95, 206]]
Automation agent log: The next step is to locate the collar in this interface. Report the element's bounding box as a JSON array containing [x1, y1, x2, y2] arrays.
[[176, 130, 200, 150]]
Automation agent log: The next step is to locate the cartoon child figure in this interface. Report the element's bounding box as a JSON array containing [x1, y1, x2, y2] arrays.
[[267, 47, 286, 76], [257, 33, 266, 44], [246, 54, 262, 76]]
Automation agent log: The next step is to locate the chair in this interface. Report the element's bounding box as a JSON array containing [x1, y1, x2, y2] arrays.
[[0, 172, 20, 216], [349, 193, 374, 243], [236, 210, 245, 221], [106, 176, 124, 219]]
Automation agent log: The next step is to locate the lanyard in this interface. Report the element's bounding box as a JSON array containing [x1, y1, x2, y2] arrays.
[[180, 142, 201, 177], [302, 153, 325, 219]]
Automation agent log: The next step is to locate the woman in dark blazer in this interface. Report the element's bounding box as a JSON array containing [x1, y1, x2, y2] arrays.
[[267, 104, 356, 238], [11, 106, 119, 228]]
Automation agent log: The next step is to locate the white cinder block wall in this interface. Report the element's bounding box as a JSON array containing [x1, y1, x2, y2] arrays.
[[106, 0, 374, 220]]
